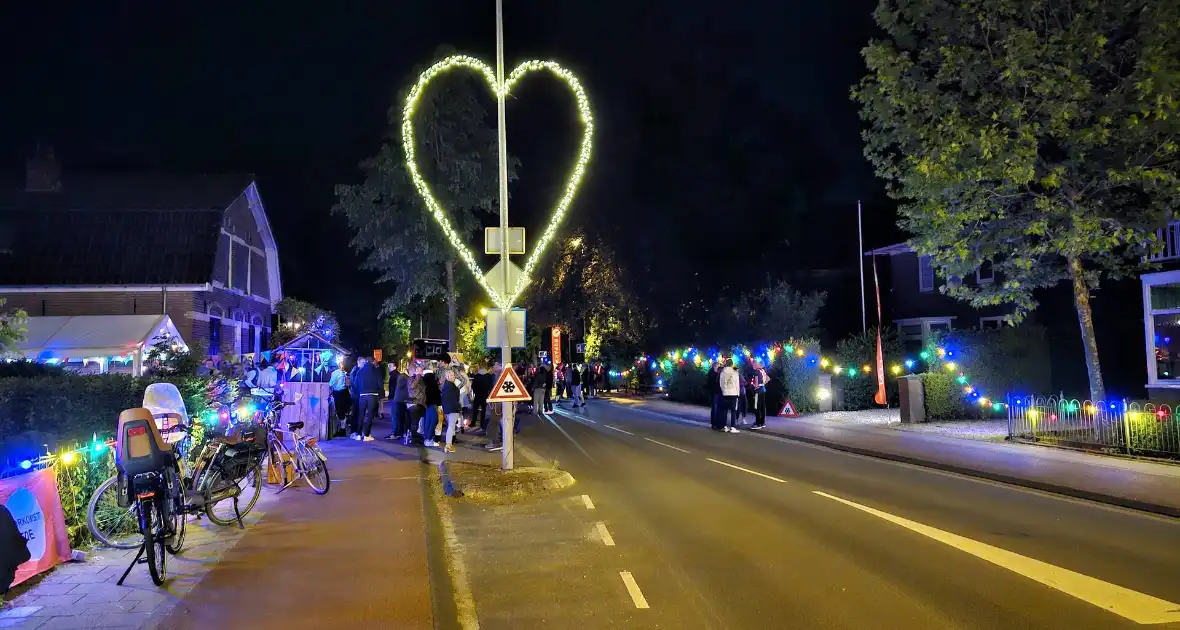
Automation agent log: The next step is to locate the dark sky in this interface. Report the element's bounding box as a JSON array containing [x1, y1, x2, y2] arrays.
[[0, 0, 896, 349]]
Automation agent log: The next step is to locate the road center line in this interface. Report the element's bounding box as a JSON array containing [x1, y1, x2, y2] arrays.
[[595, 522, 616, 546], [644, 437, 690, 453], [706, 458, 787, 483], [812, 491, 1180, 625], [619, 571, 650, 609], [583, 418, 597, 424], [582, 494, 595, 510], [604, 424, 635, 436]]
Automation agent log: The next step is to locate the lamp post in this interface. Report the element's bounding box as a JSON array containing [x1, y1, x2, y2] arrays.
[[494, 0, 516, 470]]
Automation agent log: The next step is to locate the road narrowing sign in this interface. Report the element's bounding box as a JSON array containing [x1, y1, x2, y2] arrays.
[[487, 366, 533, 403]]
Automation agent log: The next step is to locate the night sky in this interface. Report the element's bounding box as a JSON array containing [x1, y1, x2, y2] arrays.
[[0, 0, 896, 350]]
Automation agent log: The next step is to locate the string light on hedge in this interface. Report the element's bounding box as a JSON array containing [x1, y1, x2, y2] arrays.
[[401, 55, 594, 310]]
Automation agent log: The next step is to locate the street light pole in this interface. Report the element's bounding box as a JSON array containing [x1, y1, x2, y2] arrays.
[[494, 0, 515, 470]]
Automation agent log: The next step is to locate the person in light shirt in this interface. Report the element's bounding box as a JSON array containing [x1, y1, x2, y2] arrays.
[[328, 361, 350, 436]]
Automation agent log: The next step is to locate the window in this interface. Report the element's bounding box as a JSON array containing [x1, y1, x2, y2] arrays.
[[977, 261, 994, 284], [980, 316, 1008, 330], [209, 317, 221, 355], [927, 321, 951, 334], [918, 256, 935, 292]]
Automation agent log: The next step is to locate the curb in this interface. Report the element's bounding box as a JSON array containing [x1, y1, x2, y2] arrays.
[[438, 460, 464, 498], [616, 402, 1180, 519]]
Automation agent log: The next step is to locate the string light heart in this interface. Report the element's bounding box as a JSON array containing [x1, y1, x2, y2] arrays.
[[401, 55, 595, 309]]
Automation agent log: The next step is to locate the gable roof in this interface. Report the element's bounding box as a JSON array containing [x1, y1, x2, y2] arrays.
[[14, 314, 185, 359], [0, 174, 254, 286]]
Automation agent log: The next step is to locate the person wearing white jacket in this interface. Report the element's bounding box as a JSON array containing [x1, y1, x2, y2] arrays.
[[719, 358, 741, 433]]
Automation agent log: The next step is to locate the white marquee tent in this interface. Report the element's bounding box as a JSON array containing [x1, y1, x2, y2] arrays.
[[11, 315, 187, 375]]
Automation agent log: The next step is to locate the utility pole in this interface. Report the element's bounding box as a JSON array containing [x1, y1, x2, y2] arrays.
[[494, 0, 515, 470], [858, 200, 866, 334]]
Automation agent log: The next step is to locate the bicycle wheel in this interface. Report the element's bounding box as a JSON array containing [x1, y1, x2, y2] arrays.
[[138, 499, 167, 586], [165, 506, 186, 555], [86, 476, 141, 549], [296, 443, 330, 495], [204, 462, 262, 526]]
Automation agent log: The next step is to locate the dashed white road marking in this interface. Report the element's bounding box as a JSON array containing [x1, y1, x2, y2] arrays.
[[604, 424, 635, 435], [644, 437, 690, 453], [583, 418, 598, 424], [620, 571, 650, 609], [813, 491, 1180, 625], [582, 494, 596, 510], [595, 522, 616, 546], [706, 458, 787, 483]]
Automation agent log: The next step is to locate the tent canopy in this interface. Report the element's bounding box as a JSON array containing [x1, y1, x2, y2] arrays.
[[14, 314, 185, 360]]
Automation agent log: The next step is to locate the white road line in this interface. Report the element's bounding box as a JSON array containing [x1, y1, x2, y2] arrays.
[[583, 418, 598, 424], [644, 437, 690, 453], [604, 424, 635, 435], [813, 491, 1180, 625], [706, 458, 787, 483], [582, 494, 596, 510], [595, 522, 616, 546], [619, 571, 650, 609]]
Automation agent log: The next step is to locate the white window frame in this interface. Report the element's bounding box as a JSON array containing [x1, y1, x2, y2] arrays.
[[918, 256, 935, 292], [979, 315, 1010, 330], [895, 317, 955, 340], [1142, 270, 1180, 388]]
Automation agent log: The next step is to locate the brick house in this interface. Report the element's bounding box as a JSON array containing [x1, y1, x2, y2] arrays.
[[0, 149, 282, 359]]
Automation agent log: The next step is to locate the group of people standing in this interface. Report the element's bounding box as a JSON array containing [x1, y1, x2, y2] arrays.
[[707, 357, 771, 433]]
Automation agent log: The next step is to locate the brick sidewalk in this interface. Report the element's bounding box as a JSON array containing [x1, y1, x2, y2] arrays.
[[607, 394, 1180, 517]]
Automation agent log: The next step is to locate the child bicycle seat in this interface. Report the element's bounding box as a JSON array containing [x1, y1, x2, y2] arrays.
[[116, 407, 174, 477]]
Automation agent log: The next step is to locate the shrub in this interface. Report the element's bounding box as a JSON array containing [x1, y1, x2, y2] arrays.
[[0, 360, 65, 379], [938, 325, 1051, 398], [666, 364, 710, 405], [770, 337, 821, 413], [921, 371, 968, 420], [834, 328, 906, 410]]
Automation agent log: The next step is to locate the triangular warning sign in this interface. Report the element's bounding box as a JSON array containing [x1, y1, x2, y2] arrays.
[[778, 399, 798, 418], [487, 365, 533, 403]]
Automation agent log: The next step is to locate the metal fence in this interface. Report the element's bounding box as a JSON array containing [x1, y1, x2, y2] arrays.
[[1007, 396, 1180, 460]]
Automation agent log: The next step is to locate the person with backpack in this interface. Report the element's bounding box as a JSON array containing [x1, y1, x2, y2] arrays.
[[0, 504, 30, 601]]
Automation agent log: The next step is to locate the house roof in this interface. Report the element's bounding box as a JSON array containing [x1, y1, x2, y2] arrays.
[[14, 314, 185, 359], [864, 243, 915, 256], [0, 174, 254, 286]]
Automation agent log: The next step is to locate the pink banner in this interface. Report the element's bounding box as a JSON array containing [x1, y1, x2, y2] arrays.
[[1, 468, 73, 586]]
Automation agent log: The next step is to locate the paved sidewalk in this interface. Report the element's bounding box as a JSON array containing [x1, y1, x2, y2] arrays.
[[608, 395, 1180, 517]]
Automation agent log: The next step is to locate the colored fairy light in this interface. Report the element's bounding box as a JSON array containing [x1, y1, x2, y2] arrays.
[[401, 55, 594, 309], [19, 460, 32, 470], [785, 345, 795, 353], [919, 351, 929, 360], [980, 397, 990, 406], [93, 442, 106, 454], [861, 364, 871, 373], [956, 375, 967, 384], [820, 358, 830, 368], [936, 347, 946, 358], [847, 367, 857, 377], [963, 386, 974, 394], [890, 364, 901, 374], [945, 362, 957, 371], [904, 359, 914, 369], [992, 402, 1003, 411], [1028, 409, 1039, 420], [816, 388, 831, 400], [795, 348, 805, 358], [61, 452, 77, 465]]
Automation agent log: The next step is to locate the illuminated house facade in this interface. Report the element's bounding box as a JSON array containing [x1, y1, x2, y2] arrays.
[[1140, 221, 1180, 403], [0, 148, 283, 360]]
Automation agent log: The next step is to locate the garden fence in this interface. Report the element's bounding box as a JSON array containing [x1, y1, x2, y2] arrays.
[[1007, 395, 1180, 460]]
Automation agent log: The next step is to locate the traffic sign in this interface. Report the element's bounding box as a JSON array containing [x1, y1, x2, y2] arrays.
[[486, 308, 526, 348], [484, 227, 526, 255], [483, 259, 528, 297], [487, 365, 532, 403], [778, 399, 798, 418]]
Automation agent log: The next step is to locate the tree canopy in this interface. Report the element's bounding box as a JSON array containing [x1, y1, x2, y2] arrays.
[[0, 299, 26, 354], [854, 0, 1180, 399], [272, 297, 340, 349], [334, 46, 520, 315], [708, 281, 826, 346]]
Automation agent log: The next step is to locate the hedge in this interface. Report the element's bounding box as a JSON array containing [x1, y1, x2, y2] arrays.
[[921, 324, 1051, 420], [834, 328, 906, 410], [0, 374, 213, 463]]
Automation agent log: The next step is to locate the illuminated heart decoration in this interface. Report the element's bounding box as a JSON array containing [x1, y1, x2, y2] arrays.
[[401, 55, 594, 310]]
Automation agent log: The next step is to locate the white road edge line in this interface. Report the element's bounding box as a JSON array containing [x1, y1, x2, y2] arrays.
[[644, 437, 690, 453], [604, 424, 635, 435], [582, 494, 596, 510], [706, 458, 787, 483], [595, 522, 616, 546], [620, 571, 650, 609], [812, 491, 1180, 625]]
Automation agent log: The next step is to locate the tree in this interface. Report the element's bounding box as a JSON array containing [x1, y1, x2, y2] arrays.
[[708, 282, 825, 345], [455, 311, 494, 367], [527, 229, 648, 360], [334, 46, 519, 348], [271, 298, 340, 349], [854, 0, 1180, 400], [0, 299, 27, 354], [380, 313, 413, 366]]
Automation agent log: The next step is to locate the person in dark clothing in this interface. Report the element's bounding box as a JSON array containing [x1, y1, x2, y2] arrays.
[[531, 366, 547, 417], [408, 366, 427, 445], [751, 359, 770, 429], [471, 366, 493, 432], [1, 504, 30, 597], [544, 363, 555, 412], [423, 368, 442, 445], [388, 365, 410, 440], [582, 365, 594, 400], [440, 370, 462, 453], [348, 359, 362, 438], [707, 362, 724, 431], [353, 356, 384, 441], [570, 364, 583, 407]]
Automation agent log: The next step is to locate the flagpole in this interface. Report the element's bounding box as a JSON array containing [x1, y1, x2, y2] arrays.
[[495, 0, 515, 470], [858, 200, 866, 333]]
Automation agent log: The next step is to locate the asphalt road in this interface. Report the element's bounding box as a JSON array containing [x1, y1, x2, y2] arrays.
[[516, 400, 1180, 629]]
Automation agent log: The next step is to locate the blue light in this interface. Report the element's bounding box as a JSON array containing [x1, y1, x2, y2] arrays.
[[656, 379, 664, 386], [19, 460, 32, 470], [1109, 403, 1116, 410], [904, 359, 915, 369]]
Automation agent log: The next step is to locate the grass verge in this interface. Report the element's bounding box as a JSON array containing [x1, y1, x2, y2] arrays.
[[446, 462, 575, 505]]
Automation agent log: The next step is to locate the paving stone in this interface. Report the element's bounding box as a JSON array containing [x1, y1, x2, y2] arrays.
[[5, 596, 38, 608], [0, 607, 41, 620], [109, 592, 165, 607], [11, 596, 82, 609], [19, 585, 74, 597], [0, 616, 48, 629], [60, 574, 108, 585]]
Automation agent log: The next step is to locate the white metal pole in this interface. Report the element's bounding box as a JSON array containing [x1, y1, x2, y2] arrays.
[[495, 0, 515, 470], [858, 200, 866, 334]]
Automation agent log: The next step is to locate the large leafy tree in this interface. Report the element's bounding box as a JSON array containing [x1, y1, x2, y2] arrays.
[[0, 299, 27, 354], [334, 46, 519, 346], [708, 281, 826, 345], [271, 298, 340, 348], [854, 0, 1180, 400], [527, 229, 648, 360]]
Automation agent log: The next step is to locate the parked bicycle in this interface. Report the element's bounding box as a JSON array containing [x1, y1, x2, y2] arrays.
[[259, 394, 330, 495], [87, 384, 266, 569]]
